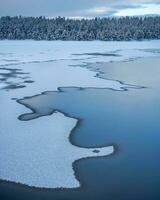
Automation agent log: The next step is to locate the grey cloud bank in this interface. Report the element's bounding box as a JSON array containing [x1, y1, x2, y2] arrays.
[[0, 0, 160, 18]]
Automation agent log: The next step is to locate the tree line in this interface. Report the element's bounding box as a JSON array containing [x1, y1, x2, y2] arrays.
[[0, 16, 160, 41]]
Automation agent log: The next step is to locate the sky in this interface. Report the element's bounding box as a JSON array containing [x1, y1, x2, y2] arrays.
[[0, 0, 160, 18]]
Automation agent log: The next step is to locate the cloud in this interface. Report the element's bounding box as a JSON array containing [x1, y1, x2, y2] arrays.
[[114, 3, 160, 16], [0, 0, 160, 17]]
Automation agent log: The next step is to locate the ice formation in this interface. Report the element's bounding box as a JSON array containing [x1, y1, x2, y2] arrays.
[[0, 40, 159, 188]]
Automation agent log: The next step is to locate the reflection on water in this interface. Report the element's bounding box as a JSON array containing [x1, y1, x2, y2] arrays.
[[9, 57, 160, 200]]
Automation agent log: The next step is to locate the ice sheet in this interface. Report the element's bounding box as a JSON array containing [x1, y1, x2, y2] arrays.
[[0, 40, 160, 67], [0, 40, 159, 188]]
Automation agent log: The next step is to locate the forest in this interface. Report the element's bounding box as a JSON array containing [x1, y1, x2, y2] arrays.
[[0, 16, 160, 41]]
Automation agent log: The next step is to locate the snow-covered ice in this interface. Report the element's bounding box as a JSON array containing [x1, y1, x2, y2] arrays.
[[0, 40, 159, 188], [0, 40, 160, 67], [0, 109, 113, 188]]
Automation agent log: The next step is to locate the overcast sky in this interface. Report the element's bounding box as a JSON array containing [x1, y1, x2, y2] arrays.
[[0, 0, 160, 18]]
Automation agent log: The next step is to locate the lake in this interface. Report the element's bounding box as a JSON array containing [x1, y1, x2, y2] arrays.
[[0, 40, 160, 200]]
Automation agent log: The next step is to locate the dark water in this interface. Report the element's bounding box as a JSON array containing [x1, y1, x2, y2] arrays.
[[1, 57, 160, 200]]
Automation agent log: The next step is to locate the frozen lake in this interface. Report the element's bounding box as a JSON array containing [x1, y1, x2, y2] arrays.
[[0, 40, 160, 197]]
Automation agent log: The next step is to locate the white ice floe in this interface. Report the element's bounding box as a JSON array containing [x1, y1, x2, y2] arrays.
[[0, 54, 119, 188], [0, 59, 140, 94], [0, 40, 159, 188], [0, 40, 160, 67], [0, 109, 113, 188]]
